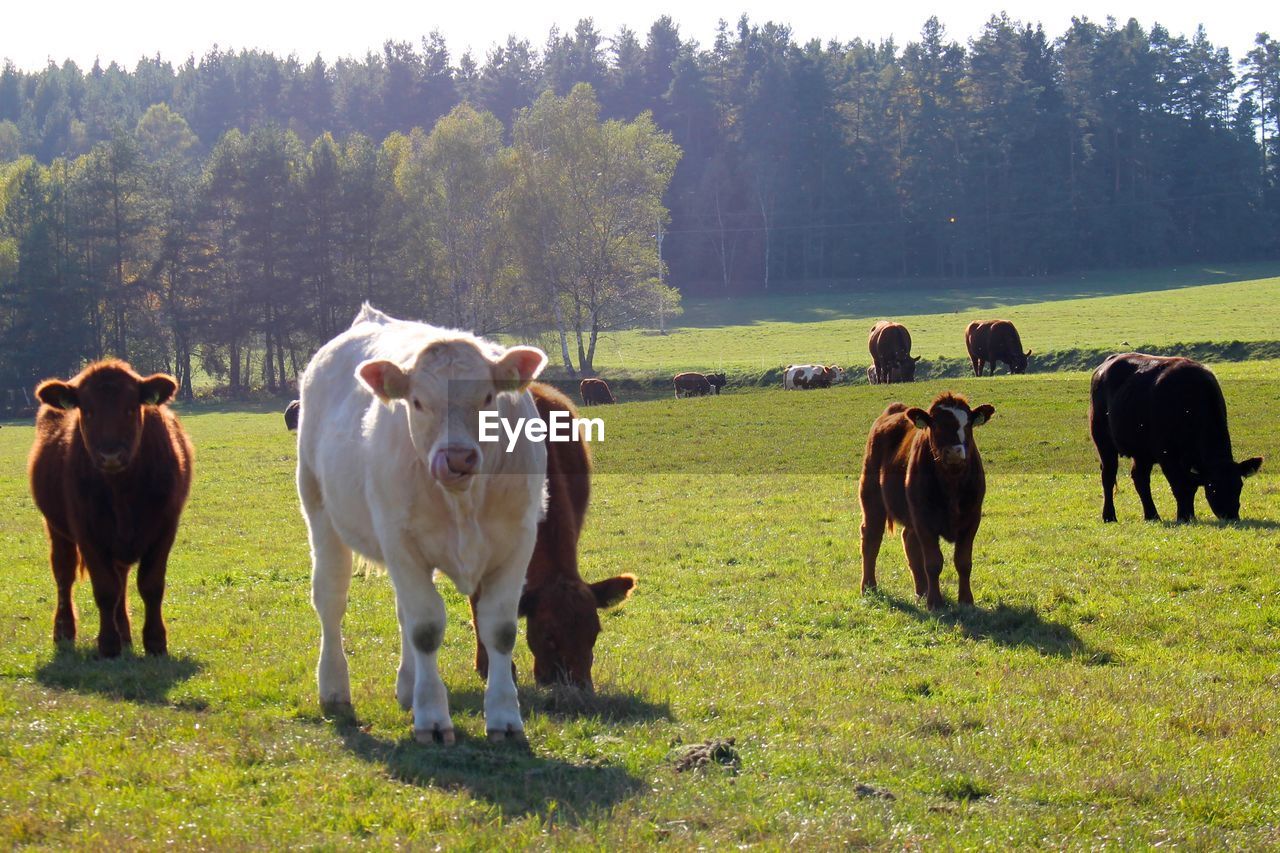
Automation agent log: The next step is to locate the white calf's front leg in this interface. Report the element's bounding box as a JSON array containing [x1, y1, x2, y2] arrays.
[[305, 502, 355, 712], [395, 601, 414, 711], [474, 554, 529, 743], [386, 564, 454, 745]]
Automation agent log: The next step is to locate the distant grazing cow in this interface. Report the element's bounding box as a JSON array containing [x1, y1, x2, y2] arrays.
[[28, 360, 194, 657], [579, 378, 616, 406], [298, 304, 548, 745], [284, 399, 300, 430], [868, 321, 920, 384], [1089, 353, 1262, 522], [473, 383, 635, 690], [965, 320, 1030, 376], [673, 372, 713, 398], [859, 393, 995, 610], [707, 372, 727, 394]]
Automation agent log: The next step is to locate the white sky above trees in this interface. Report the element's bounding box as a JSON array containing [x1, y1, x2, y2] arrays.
[[3, 0, 1270, 72]]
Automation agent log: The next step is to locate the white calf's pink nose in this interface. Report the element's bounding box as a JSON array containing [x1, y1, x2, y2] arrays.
[[431, 446, 479, 485]]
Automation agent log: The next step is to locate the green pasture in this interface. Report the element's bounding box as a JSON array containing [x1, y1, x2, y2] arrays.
[[588, 263, 1280, 374], [1, 357, 1278, 846]]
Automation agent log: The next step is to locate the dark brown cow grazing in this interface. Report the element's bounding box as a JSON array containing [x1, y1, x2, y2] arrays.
[[706, 372, 727, 394], [1090, 353, 1262, 522], [28, 360, 194, 657], [579, 378, 616, 406], [965, 320, 1031, 376], [868, 321, 921, 384], [673, 372, 713, 398], [472, 383, 635, 690], [859, 393, 995, 610], [284, 399, 301, 430]]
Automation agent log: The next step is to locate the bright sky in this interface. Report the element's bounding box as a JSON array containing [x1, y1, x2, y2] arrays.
[[3, 0, 1271, 72]]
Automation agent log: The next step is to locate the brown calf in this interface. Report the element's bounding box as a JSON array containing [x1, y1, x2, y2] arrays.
[[579, 378, 616, 406], [868, 321, 921, 384], [472, 382, 635, 690], [965, 320, 1030, 376], [858, 393, 994, 610], [673, 372, 713, 398], [28, 360, 194, 656]]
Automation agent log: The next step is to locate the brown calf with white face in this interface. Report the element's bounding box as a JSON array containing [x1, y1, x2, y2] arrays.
[[28, 360, 194, 657], [858, 393, 994, 610], [472, 383, 635, 690]]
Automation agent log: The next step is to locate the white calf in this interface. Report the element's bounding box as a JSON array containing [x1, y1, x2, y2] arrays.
[[296, 304, 548, 745]]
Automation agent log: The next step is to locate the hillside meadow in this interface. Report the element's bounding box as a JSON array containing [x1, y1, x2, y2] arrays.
[[1, 359, 1278, 847], [586, 263, 1280, 375]]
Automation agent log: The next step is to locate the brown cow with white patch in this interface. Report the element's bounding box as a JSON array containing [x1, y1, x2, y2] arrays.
[[28, 360, 194, 656], [868, 321, 920, 384], [858, 393, 994, 610]]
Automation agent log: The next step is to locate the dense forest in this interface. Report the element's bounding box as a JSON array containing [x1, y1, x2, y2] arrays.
[[1, 14, 1279, 400]]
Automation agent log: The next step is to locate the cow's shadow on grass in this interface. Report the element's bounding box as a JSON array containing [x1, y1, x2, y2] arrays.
[[34, 645, 204, 706], [329, 683, 666, 821], [879, 593, 1113, 663]]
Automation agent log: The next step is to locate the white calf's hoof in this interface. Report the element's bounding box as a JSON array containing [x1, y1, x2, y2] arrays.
[[414, 725, 456, 746], [487, 725, 528, 746], [320, 699, 355, 719]]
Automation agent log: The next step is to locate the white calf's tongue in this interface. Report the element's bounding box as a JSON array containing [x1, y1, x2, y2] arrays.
[[431, 451, 454, 482]]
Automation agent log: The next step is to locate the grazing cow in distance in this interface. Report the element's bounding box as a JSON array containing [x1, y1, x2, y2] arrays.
[[1089, 353, 1262, 522], [298, 304, 548, 745], [579, 378, 616, 406], [859, 393, 995, 610], [707, 372, 727, 394], [868, 321, 921, 384], [965, 320, 1031, 376], [284, 399, 300, 430], [673, 372, 713, 398], [28, 360, 194, 657], [473, 383, 636, 690]]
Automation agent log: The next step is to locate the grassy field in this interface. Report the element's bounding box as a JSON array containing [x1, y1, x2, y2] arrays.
[[1, 357, 1278, 846], [586, 263, 1280, 374]]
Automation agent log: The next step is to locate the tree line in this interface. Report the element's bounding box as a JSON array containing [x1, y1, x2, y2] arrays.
[[1, 13, 1278, 399]]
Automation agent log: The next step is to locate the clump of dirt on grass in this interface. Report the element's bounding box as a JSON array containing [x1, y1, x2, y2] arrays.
[[673, 737, 740, 773], [855, 783, 895, 800]]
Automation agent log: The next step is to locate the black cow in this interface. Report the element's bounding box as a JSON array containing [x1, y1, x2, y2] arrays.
[[1089, 353, 1262, 522]]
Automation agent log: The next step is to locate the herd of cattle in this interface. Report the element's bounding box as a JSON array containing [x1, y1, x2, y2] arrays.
[[573, 317, 1032, 407], [20, 308, 1264, 746]]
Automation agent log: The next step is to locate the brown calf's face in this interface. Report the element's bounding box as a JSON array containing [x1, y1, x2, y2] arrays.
[[905, 399, 995, 471], [519, 574, 636, 690], [37, 365, 177, 474], [899, 355, 921, 382], [1011, 349, 1031, 374]]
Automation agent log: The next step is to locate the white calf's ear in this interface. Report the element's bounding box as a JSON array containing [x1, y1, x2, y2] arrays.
[[493, 345, 547, 391], [972, 404, 995, 426], [357, 359, 410, 405]]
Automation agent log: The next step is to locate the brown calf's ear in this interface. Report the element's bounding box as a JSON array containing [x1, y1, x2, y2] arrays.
[[905, 407, 931, 430], [591, 574, 637, 609], [140, 374, 178, 406], [36, 380, 78, 410], [971, 404, 995, 426], [1239, 457, 1262, 478], [357, 359, 410, 405], [493, 345, 548, 391]]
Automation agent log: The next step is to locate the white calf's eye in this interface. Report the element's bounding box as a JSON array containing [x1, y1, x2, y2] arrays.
[[484, 393, 494, 406], [413, 398, 423, 411]]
